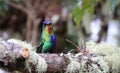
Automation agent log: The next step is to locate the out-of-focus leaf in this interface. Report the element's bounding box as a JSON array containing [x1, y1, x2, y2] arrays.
[[106, 0, 119, 12], [71, 0, 96, 26], [0, 0, 9, 11], [11, 0, 21, 3], [2, 4, 9, 11], [0, 10, 6, 16], [61, 0, 77, 11]]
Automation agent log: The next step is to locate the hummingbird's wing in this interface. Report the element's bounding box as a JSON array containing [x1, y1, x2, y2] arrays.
[[36, 39, 44, 53]]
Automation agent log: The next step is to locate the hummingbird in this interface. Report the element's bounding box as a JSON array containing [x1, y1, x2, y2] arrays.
[[36, 20, 56, 53]]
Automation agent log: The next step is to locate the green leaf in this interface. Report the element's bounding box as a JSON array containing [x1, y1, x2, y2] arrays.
[[71, 0, 96, 26]]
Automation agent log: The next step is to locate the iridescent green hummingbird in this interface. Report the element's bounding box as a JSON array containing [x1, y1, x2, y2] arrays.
[[36, 20, 56, 53]]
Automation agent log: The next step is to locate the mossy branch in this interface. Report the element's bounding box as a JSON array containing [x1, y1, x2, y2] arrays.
[[0, 39, 120, 73]]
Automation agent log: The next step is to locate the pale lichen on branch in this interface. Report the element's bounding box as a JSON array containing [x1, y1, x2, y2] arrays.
[[0, 38, 120, 73]]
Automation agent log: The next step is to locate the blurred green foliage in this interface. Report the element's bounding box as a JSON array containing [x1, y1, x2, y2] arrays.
[[108, 0, 118, 12], [62, 0, 77, 10], [0, 0, 8, 16], [0, 0, 21, 16], [0, 0, 9, 11], [71, 0, 119, 26], [71, 0, 96, 26]]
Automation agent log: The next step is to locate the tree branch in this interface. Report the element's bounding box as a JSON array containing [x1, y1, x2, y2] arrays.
[[8, 2, 28, 14], [0, 39, 119, 73]]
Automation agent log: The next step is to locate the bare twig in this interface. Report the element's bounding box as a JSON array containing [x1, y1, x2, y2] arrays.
[[65, 39, 81, 52]]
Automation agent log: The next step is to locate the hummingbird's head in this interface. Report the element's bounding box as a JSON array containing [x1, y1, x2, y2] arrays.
[[43, 20, 51, 25], [43, 20, 53, 34]]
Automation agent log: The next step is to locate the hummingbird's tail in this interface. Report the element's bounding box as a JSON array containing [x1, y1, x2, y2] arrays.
[[36, 43, 43, 53]]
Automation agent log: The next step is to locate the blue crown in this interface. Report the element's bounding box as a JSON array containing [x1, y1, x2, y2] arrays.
[[43, 20, 51, 25]]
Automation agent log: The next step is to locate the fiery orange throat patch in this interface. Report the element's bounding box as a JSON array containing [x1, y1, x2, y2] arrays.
[[47, 25, 52, 34]]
